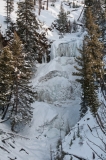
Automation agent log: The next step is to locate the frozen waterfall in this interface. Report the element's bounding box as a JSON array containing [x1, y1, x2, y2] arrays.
[[50, 39, 81, 60]]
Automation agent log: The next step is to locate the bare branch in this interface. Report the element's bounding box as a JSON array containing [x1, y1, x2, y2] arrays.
[[87, 142, 104, 160], [85, 135, 106, 153]]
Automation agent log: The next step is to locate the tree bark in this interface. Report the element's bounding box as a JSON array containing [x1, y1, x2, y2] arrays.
[[46, 0, 48, 10]]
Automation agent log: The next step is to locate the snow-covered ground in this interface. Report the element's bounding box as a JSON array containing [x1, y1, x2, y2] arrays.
[[0, 0, 105, 160], [0, 56, 81, 160], [63, 110, 106, 160]]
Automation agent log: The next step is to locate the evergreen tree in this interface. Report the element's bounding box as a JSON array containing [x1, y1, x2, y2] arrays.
[[4, 0, 14, 26], [73, 36, 100, 116], [16, 0, 39, 61], [85, 0, 94, 7], [85, 57, 100, 115], [73, 7, 103, 116], [56, 3, 68, 33], [86, 80, 99, 115], [85, 7, 104, 79], [16, 0, 50, 63], [84, 7, 103, 115], [73, 39, 88, 117], [8, 32, 36, 131], [0, 32, 36, 131], [0, 46, 14, 113], [5, 21, 16, 40], [35, 32, 50, 63]]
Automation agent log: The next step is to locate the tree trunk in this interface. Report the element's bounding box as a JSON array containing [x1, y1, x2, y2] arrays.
[[38, 0, 42, 15], [34, 0, 36, 5], [46, 0, 48, 10]]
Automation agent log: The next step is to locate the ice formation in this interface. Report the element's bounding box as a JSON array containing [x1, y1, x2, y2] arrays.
[[50, 39, 81, 60], [34, 57, 81, 103]]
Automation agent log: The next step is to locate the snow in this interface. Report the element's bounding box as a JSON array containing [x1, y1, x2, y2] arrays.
[[0, 0, 105, 160], [63, 110, 106, 160], [0, 54, 81, 160]]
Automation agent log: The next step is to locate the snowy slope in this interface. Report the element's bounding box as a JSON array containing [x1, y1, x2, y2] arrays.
[[63, 110, 106, 160]]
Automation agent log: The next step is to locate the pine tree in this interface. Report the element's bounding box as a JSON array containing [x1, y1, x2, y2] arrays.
[[84, 7, 103, 116], [5, 21, 16, 40], [8, 32, 36, 131], [85, 7, 104, 79], [0, 32, 36, 131], [87, 82, 99, 115], [73, 39, 88, 117], [56, 3, 68, 33], [85, 60, 100, 115], [4, 0, 14, 26], [16, 0, 39, 61], [85, 0, 94, 7], [35, 32, 50, 63], [0, 46, 14, 113], [16, 0, 50, 63], [73, 36, 100, 116]]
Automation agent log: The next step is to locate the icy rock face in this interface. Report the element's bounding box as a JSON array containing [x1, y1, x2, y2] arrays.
[[50, 40, 80, 60]]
